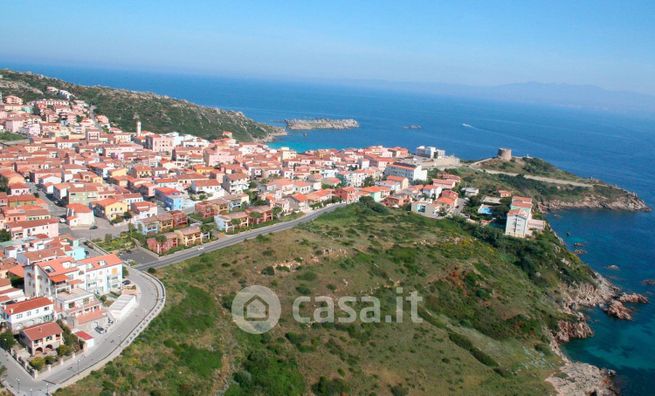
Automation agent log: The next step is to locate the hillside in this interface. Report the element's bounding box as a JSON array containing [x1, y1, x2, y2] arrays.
[[58, 203, 605, 396], [0, 69, 283, 141]]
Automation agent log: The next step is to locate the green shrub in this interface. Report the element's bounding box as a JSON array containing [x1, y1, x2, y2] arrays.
[[312, 376, 349, 396], [0, 331, 16, 350], [30, 357, 45, 371]]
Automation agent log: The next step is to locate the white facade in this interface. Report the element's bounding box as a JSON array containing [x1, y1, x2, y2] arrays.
[[383, 163, 427, 182]]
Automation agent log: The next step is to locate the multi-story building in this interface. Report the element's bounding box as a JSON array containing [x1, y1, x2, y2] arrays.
[[1, 296, 55, 333], [24, 254, 123, 298], [383, 162, 427, 182]]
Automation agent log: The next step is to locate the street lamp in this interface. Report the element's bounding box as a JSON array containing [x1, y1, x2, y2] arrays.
[[17, 378, 20, 393]]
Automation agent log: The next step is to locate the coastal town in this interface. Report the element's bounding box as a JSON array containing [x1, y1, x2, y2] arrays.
[[0, 86, 645, 395]]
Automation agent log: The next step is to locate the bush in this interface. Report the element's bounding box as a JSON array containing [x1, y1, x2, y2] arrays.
[[260, 266, 275, 276], [312, 376, 349, 396], [30, 357, 45, 371], [0, 331, 16, 350], [45, 355, 58, 365], [57, 344, 73, 356]]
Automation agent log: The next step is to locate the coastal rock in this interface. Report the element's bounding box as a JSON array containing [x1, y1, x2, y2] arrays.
[[618, 292, 649, 304], [546, 361, 618, 396], [547, 339, 617, 396], [539, 191, 650, 212], [555, 320, 594, 342], [561, 274, 617, 313], [642, 279, 655, 286], [606, 264, 620, 271], [603, 300, 633, 320], [284, 118, 359, 130]]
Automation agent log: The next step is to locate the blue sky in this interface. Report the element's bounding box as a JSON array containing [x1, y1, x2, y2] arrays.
[[2, 1, 654, 94]]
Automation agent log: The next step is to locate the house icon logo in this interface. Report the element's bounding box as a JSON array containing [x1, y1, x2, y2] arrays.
[[231, 285, 281, 334]]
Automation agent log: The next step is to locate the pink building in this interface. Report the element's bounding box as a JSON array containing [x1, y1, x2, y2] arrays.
[[145, 135, 175, 153]]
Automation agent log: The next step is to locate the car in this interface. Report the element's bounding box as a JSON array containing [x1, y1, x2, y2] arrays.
[[197, 246, 205, 250], [122, 280, 131, 285], [95, 326, 107, 334], [59, 218, 66, 223]]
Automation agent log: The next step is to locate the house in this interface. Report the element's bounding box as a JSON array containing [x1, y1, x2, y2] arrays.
[[93, 198, 128, 221], [222, 173, 249, 194], [410, 201, 443, 219], [246, 206, 273, 225], [435, 190, 459, 211], [214, 212, 249, 233], [19, 322, 64, 356], [170, 210, 189, 227], [461, 187, 480, 197], [129, 201, 158, 221], [360, 186, 389, 202], [1, 296, 55, 333], [53, 288, 104, 328], [190, 179, 223, 195], [383, 162, 427, 182], [136, 212, 174, 235], [288, 194, 310, 212], [7, 195, 42, 208], [175, 225, 205, 247], [6, 218, 59, 240], [66, 203, 95, 228], [8, 183, 30, 196], [504, 196, 545, 238], [195, 198, 229, 218], [432, 178, 458, 190], [505, 209, 530, 238], [145, 134, 175, 153], [146, 232, 179, 255], [23, 254, 123, 298], [334, 187, 361, 204], [155, 187, 184, 210]]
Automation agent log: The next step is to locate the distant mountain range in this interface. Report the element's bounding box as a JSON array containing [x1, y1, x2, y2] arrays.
[[341, 79, 655, 116]]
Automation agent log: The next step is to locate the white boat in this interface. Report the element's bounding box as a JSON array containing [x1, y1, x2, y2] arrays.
[[462, 123, 473, 128]]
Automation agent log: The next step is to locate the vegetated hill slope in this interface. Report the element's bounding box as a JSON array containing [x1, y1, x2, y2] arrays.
[[449, 158, 649, 212], [0, 69, 281, 141], [61, 202, 597, 396]]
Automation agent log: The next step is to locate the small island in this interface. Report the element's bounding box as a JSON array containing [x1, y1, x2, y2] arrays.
[[284, 118, 359, 130]]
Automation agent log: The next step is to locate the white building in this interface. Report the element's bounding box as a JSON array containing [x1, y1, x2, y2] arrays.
[[1, 297, 55, 333], [415, 146, 446, 159], [24, 254, 123, 298], [505, 209, 530, 238], [383, 162, 427, 182]]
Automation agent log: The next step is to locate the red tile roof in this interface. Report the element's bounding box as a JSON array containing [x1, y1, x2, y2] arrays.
[[3, 297, 53, 315], [21, 322, 63, 341]]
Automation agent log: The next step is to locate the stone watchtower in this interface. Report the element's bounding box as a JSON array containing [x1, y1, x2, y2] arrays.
[[497, 147, 512, 161]]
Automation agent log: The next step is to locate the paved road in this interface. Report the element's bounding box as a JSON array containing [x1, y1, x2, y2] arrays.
[[0, 204, 340, 394], [0, 270, 164, 395], [136, 204, 345, 270]]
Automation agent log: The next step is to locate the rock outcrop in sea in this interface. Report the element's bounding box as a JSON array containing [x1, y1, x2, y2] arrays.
[[539, 190, 650, 212], [549, 273, 649, 393], [284, 118, 359, 130]]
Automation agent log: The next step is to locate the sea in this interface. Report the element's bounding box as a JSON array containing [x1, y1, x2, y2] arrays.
[[4, 63, 655, 394]]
